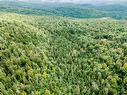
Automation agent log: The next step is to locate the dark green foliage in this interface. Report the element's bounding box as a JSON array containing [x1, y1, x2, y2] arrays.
[[0, 1, 127, 19]]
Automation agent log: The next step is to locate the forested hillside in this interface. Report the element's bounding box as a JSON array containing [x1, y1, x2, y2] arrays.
[[0, 13, 127, 95], [0, 1, 126, 19]]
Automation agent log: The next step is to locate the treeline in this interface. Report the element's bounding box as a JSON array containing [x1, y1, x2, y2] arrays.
[[0, 1, 127, 19]]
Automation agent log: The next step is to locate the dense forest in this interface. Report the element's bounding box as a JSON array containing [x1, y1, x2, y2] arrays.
[[0, 13, 127, 95], [1, 0, 127, 95]]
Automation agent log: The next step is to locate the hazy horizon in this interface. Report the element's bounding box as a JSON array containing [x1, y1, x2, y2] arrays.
[[1, 0, 127, 4]]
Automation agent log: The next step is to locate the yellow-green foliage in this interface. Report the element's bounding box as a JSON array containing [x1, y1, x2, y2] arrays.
[[1, 13, 127, 95]]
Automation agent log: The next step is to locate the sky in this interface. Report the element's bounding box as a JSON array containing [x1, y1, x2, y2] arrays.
[[2, 0, 127, 4], [17, 0, 127, 3]]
